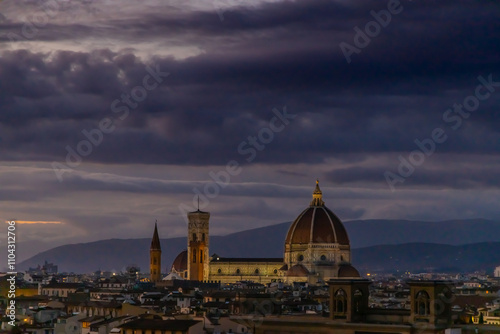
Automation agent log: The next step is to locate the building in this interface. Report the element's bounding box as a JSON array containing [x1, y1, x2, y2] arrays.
[[165, 180, 361, 284], [495, 266, 500, 278], [150, 222, 162, 282], [118, 318, 200, 334], [28, 260, 58, 275], [40, 282, 84, 300], [170, 250, 188, 279], [244, 280, 485, 334], [186, 209, 210, 281]]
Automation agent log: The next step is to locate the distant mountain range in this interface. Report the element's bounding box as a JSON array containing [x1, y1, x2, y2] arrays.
[[353, 242, 500, 274], [18, 219, 500, 274]]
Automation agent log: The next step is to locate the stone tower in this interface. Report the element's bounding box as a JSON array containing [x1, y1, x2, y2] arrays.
[[187, 209, 210, 281], [328, 279, 370, 322], [150, 223, 162, 282], [409, 280, 454, 326]]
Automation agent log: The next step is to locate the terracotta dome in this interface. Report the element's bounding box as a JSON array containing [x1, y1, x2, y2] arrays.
[[286, 264, 310, 277], [337, 264, 360, 278], [285, 181, 349, 245], [171, 250, 187, 272]]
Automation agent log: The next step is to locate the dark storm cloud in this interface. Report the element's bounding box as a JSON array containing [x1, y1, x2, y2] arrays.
[[36, 171, 314, 200], [0, 0, 499, 167], [325, 154, 500, 189], [1, 0, 498, 262]]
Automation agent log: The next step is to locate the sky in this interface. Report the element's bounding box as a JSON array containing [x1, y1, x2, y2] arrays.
[[0, 0, 499, 264]]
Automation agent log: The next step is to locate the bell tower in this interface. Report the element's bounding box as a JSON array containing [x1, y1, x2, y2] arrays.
[[187, 208, 210, 281], [150, 222, 162, 282]]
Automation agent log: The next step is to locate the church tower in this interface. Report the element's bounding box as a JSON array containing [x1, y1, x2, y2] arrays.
[[187, 209, 210, 281], [150, 223, 162, 282]]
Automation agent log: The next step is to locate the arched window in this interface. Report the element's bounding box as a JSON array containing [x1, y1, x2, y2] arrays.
[[333, 289, 347, 314], [297, 254, 304, 262], [273, 269, 278, 274], [193, 251, 196, 263], [354, 289, 363, 312], [320, 255, 327, 261], [217, 268, 222, 274], [236, 268, 241, 274], [192, 233, 197, 241], [200, 250, 203, 262], [415, 290, 430, 316], [202, 233, 205, 241], [254, 269, 259, 274]]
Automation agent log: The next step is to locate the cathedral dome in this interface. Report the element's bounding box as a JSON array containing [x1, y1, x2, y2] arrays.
[[286, 264, 310, 277], [337, 264, 360, 278], [171, 250, 187, 272], [284, 181, 349, 245]]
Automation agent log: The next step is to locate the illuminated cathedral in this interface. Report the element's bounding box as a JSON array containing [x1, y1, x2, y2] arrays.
[[151, 181, 361, 284]]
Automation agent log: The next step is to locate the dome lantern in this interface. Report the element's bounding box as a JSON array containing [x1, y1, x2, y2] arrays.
[[310, 179, 325, 207]]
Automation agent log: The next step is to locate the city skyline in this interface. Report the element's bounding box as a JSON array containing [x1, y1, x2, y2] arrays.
[[0, 0, 499, 262]]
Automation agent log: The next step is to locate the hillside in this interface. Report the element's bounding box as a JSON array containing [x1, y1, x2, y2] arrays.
[[17, 219, 500, 273], [353, 242, 500, 274]]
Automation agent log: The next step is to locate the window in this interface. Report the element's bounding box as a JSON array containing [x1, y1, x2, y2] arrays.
[[415, 290, 430, 316], [218, 268, 222, 274], [297, 254, 304, 261], [236, 269, 241, 274], [254, 269, 259, 274], [354, 289, 363, 312], [193, 233, 197, 241], [273, 269, 278, 274], [200, 250, 203, 262], [320, 255, 327, 261], [333, 289, 347, 314], [193, 251, 196, 263], [202, 233, 205, 241]]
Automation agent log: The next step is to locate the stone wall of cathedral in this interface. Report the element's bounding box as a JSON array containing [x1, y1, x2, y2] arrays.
[[208, 260, 283, 284], [284, 243, 350, 280]]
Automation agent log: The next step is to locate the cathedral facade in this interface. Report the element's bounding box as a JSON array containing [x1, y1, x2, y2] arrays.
[[165, 181, 360, 284]]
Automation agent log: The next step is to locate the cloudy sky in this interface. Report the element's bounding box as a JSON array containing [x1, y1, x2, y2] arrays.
[[0, 0, 499, 264]]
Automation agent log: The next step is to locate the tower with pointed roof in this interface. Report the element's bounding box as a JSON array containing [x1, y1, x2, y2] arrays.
[[150, 222, 162, 282]]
